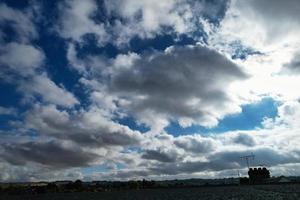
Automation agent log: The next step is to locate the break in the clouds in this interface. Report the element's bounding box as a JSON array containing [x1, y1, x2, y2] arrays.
[[0, 0, 300, 182]]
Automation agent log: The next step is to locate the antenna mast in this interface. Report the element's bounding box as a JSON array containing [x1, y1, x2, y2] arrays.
[[240, 153, 255, 169]]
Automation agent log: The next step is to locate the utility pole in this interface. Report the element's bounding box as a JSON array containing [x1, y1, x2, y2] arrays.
[[240, 153, 255, 169]]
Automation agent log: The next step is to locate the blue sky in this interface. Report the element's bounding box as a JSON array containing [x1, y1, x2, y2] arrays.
[[166, 97, 278, 136], [0, 0, 300, 182]]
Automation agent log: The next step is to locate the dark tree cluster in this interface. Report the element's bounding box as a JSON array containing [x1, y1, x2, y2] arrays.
[[0, 179, 160, 195], [248, 167, 270, 184], [240, 167, 271, 185]]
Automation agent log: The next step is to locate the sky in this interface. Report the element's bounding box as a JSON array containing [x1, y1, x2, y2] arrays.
[[0, 0, 300, 182]]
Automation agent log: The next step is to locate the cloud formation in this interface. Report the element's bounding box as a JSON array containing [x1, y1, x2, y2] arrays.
[[24, 104, 143, 148], [0, 3, 38, 42], [282, 53, 300, 74], [1, 0, 300, 182], [1, 140, 98, 169], [108, 45, 248, 130]]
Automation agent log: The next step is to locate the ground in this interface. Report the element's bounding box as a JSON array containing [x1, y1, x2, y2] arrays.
[[1, 184, 299, 200]]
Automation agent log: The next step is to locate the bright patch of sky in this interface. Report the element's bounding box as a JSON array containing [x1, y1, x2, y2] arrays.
[[165, 98, 278, 136]]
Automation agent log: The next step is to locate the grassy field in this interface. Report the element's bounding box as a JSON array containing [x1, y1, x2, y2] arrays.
[[1, 184, 299, 200]]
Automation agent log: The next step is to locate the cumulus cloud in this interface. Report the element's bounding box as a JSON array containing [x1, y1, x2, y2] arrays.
[[97, 147, 297, 179], [142, 149, 178, 163], [0, 3, 79, 108], [0, 140, 98, 169], [105, 0, 193, 40], [19, 74, 79, 107], [204, 0, 300, 104], [2, 0, 300, 182], [24, 104, 143, 148], [57, 0, 108, 44], [0, 43, 78, 107], [0, 3, 38, 42], [0, 42, 44, 77], [282, 53, 300, 74], [95, 132, 300, 180], [216, 0, 300, 51], [108, 45, 247, 130], [174, 135, 216, 153], [232, 133, 256, 147], [0, 162, 84, 182], [57, 0, 227, 46], [263, 101, 300, 129], [58, 0, 192, 45], [2, 101, 300, 181], [97, 108, 300, 179]]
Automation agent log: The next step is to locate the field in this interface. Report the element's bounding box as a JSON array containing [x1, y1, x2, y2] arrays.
[[1, 184, 299, 200]]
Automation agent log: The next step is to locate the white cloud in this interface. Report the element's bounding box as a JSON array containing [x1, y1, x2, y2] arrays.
[[19, 74, 79, 107], [106, 0, 193, 37], [2, 100, 300, 181], [174, 134, 217, 154], [57, 0, 108, 44], [0, 42, 80, 107], [216, 0, 300, 52], [58, 0, 223, 46], [0, 36, 78, 108], [0, 42, 44, 77], [0, 4, 80, 108], [24, 104, 143, 148], [0, 3, 38, 42], [0, 43, 78, 108], [262, 101, 300, 129], [205, 0, 300, 104]]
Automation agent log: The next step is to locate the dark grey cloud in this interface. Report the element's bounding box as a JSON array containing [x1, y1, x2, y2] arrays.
[[142, 149, 178, 163], [209, 148, 298, 169], [109, 45, 248, 128], [148, 149, 260, 175], [233, 133, 256, 147], [99, 158, 239, 179], [174, 135, 216, 153], [239, 0, 300, 23], [122, 147, 300, 178], [282, 53, 300, 74], [1, 140, 98, 169]]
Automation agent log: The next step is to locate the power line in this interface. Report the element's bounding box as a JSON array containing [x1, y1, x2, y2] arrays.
[[240, 153, 255, 169]]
